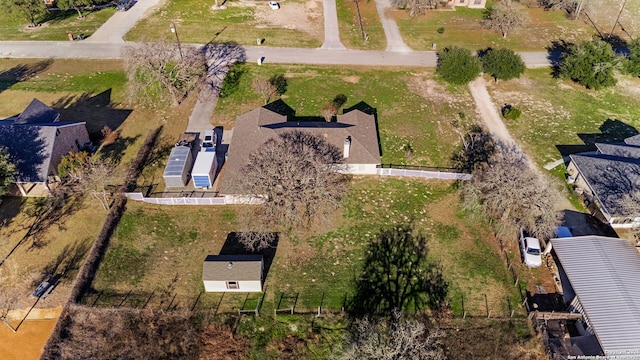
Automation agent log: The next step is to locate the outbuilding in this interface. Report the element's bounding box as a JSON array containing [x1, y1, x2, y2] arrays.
[[551, 236, 640, 357], [202, 255, 264, 292], [162, 145, 194, 187]]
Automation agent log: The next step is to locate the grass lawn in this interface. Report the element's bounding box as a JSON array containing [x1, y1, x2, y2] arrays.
[[485, 70, 640, 169], [0, 7, 116, 41], [394, 6, 593, 52], [336, 0, 386, 50], [88, 177, 528, 319], [216, 63, 480, 166], [125, 0, 322, 47]]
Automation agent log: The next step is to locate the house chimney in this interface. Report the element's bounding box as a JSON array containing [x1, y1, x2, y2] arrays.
[[343, 136, 351, 159]]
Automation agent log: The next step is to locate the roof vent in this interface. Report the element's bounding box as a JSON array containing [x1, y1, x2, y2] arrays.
[[344, 136, 351, 159], [227, 261, 233, 269]]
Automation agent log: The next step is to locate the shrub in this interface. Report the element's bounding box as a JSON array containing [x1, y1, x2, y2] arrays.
[[437, 27, 445, 34], [501, 105, 521, 120], [436, 46, 482, 85]]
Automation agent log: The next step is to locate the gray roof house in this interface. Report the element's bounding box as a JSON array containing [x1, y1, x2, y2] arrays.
[[566, 135, 640, 228], [202, 255, 264, 293], [0, 99, 90, 196], [220, 101, 381, 197], [550, 236, 640, 357]]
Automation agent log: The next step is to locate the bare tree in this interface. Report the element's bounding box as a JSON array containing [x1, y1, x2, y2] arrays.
[[461, 141, 561, 239], [58, 152, 120, 211], [540, 0, 596, 20], [124, 41, 207, 106], [201, 42, 247, 100], [336, 310, 447, 360], [482, 2, 527, 38], [252, 77, 277, 105], [321, 102, 338, 122], [391, 0, 438, 17], [236, 131, 349, 250]]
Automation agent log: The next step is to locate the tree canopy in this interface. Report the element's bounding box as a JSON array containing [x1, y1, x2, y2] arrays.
[[0, 148, 17, 201], [1, 0, 48, 27], [351, 225, 448, 314], [625, 38, 640, 77], [56, 0, 95, 18], [237, 130, 349, 250], [436, 46, 482, 85], [560, 39, 618, 90], [481, 48, 526, 82], [482, 2, 527, 39], [390, 0, 437, 17]]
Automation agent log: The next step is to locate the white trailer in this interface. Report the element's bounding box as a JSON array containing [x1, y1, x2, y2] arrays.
[[191, 151, 217, 188]]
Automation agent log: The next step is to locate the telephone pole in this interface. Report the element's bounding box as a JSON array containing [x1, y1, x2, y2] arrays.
[[608, 0, 628, 39]]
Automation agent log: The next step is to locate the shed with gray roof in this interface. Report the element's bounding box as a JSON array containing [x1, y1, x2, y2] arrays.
[[202, 255, 264, 292], [551, 236, 640, 357]]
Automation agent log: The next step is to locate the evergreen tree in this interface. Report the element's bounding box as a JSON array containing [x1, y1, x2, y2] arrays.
[[481, 48, 526, 82], [436, 46, 482, 85]]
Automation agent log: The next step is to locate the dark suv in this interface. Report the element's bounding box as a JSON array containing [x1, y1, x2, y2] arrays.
[[117, 0, 133, 11]]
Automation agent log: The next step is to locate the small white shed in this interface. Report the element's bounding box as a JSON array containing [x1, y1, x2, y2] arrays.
[[163, 145, 194, 187], [202, 255, 264, 293]]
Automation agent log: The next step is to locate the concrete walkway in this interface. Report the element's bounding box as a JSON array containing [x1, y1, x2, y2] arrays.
[[320, 0, 346, 50], [85, 0, 163, 43], [374, 0, 411, 52]]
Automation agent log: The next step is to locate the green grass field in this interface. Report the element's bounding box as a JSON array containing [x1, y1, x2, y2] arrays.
[[0, 7, 115, 41], [395, 6, 594, 52], [125, 0, 322, 47], [486, 70, 640, 168]]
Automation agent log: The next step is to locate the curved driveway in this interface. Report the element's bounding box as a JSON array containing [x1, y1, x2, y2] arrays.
[[375, 0, 411, 52]]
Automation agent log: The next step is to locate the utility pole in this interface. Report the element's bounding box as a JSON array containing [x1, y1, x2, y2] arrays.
[[608, 0, 628, 40], [170, 21, 183, 59]]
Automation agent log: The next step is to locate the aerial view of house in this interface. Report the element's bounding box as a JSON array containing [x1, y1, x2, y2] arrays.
[[0, 0, 640, 359]]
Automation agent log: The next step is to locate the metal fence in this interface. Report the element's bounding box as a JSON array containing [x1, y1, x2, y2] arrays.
[[125, 192, 226, 205]]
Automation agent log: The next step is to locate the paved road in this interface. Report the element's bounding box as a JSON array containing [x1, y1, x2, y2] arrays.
[[374, 0, 411, 52], [0, 41, 554, 68], [320, 0, 346, 50], [86, 0, 163, 43]]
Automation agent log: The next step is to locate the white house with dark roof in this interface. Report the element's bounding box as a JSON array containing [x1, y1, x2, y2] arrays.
[[0, 99, 90, 196], [566, 135, 640, 228], [202, 255, 264, 292], [550, 236, 640, 357]]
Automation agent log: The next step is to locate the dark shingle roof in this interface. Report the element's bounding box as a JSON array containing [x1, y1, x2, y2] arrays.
[[202, 255, 263, 281], [595, 142, 640, 159], [14, 98, 60, 125], [220, 103, 381, 194], [570, 153, 640, 218]]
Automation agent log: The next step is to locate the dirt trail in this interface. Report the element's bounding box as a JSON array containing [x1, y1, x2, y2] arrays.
[[468, 77, 574, 210]]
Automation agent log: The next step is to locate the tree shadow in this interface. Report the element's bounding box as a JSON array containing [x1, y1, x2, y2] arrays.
[[220, 232, 279, 282], [0, 59, 53, 94], [600, 34, 628, 52], [0, 197, 26, 235], [201, 41, 247, 98], [546, 40, 573, 78], [349, 225, 448, 316], [0, 123, 48, 183], [555, 119, 639, 159], [561, 210, 617, 238], [33, 238, 91, 287], [52, 89, 133, 142]]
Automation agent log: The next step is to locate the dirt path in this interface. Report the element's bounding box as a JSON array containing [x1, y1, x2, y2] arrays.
[[468, 77, 513, 144]]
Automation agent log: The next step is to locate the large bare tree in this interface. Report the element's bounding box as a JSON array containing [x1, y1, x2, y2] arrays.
[[391, 0, 438, 17], [461, 140, 561, 239], [237, 130, 350, 250], [337, 310, 447, 360], [124, 41, 207, 106], [58, 152, 120, 211], [482, 2, 527, 38]]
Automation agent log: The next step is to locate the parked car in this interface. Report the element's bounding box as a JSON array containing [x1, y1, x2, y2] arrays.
[[519, 229, 542, 268], [555, 226, 573, 238], [268, 1, 280, 9], [32, 281, 51, 298], [117, 0, 134, 11], [201, 130, 216, 152]]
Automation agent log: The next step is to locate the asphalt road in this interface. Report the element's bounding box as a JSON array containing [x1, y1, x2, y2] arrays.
[[0, 41, 555, 68]]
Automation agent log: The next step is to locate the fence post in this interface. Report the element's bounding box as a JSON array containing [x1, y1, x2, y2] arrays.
[[485, 294, 489, 318], [461, 293, 466, 319], [317, 292, 324, 317], [507, 297, 512, 318]]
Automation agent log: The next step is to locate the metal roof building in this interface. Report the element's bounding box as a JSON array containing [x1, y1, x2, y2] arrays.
[[551, 236, 640, 357]]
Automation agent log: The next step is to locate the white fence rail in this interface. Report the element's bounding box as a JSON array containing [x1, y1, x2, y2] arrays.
[[376, 167, 472, 180], [125, 193, 226, 205]]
